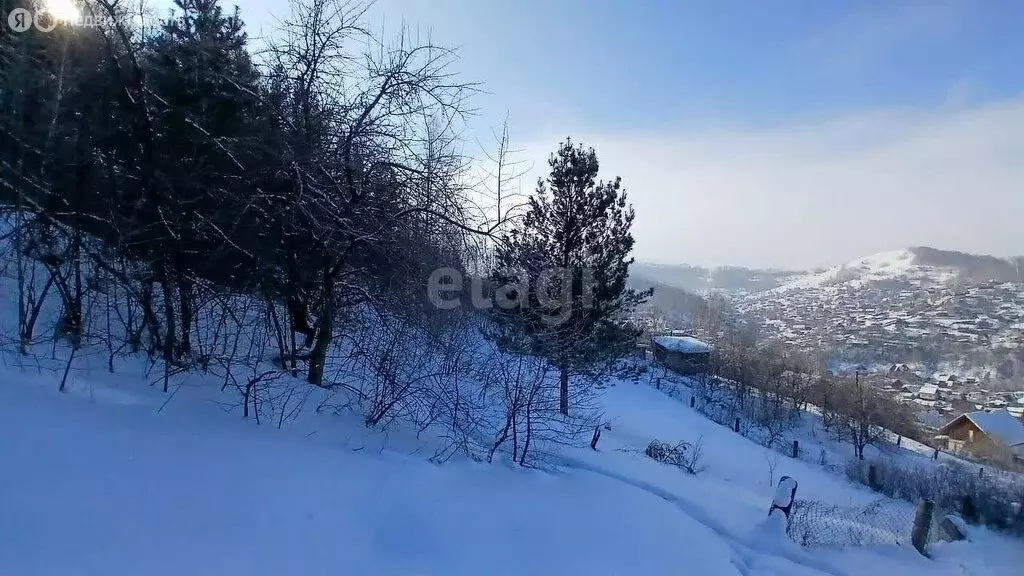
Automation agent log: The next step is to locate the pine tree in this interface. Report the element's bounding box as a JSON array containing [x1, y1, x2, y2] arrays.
[[495, 138, 649, 415], [141, 0, 263, 357]]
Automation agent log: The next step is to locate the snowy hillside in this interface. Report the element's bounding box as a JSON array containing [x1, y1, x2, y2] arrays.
[[3, 353, 1022, 575], [774, 249, 957, 292], [0, 217, 1019, 575], [738, 248, 1024, 380]]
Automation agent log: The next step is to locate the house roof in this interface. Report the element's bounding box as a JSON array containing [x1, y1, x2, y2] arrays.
[[918, 384, 938, 395], [939, 409, 1024, 447], [653, 336, 711, 354]]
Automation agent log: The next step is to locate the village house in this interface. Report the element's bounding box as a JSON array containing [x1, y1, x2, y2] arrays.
[[917, 384, 940, 401], [651, 335, 712, 376], [937, 409, 1024, 463]]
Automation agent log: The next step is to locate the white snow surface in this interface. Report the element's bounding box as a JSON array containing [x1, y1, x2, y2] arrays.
[[2, 357, 1021, 575]]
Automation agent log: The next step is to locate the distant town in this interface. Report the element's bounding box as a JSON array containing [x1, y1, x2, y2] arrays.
[[630, 248, 1024, 436], [740, 279, 1024, 379], [864, 364, 1024, 426]]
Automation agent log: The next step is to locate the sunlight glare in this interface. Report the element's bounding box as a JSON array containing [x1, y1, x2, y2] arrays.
[[45, 0, 81, 23]]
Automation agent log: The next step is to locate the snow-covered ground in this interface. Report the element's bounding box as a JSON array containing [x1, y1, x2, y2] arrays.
[[3, 350, 1022, 576], [772, 249, 958, 292]]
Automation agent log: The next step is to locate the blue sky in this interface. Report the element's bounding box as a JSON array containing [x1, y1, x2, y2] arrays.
[[158, 0, 1024, 268], [225, 0, 1023, 137]]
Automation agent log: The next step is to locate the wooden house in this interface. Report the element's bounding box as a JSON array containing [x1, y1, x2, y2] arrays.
[[937, 409, 1024, 462], [651, 335, 711, 376]]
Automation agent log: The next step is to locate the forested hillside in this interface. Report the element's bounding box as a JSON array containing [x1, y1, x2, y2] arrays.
[[0, 0, 646, 462]]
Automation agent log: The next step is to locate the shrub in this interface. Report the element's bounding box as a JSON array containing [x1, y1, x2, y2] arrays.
[[645, 438, 706, 475]]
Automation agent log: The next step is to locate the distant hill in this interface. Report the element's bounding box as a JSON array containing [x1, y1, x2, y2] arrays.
[[639, 247, 1022, 297], [735, 247, 1024, 385], [626, 274, 708, 327], [629, 262, 799, 295], [909, 247, 1023, 284], [770, 247, 1023, 292]]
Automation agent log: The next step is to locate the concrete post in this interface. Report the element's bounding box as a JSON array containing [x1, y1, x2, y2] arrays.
[[769, 476, 799, 520], [911, 499, 935, 556]]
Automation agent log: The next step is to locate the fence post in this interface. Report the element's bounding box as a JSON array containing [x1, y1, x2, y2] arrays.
[[792, 440, 799, 459], [933, 448, 939, 460], [656, 377, 662, 390], [960, 495, 978, 524], [979, 467, 984, 478], [768, 476, 798, 520], [897, 435, 902, 447], [868, 465, 877, 490], [734, 418, 741, 433], [690, 396, 695, 408], [911, 499, 934, 556]]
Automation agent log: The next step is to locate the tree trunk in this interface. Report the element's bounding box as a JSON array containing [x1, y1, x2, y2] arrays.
[[158, 258, 176, 393], [22, 274, 54, 349], [138, 277, 161, 354], [307, 274, 335, 386], [177, 273, 193, 357], [558, 364, 569, 416]]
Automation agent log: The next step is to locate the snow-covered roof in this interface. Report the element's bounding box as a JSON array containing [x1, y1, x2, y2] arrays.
[[652, 336, 711, 354], [941, 409, 1024, 447], [918, 384, 938, 395]]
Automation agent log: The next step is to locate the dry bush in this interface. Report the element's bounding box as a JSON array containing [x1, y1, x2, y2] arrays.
[[645, 437, 706, 475]]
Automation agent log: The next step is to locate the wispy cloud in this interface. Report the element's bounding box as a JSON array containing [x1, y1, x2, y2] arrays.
[[801, 2, 969, 87], [518, 97, 1024, 269]]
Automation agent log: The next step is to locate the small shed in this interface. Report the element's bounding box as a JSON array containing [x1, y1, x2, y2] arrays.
[[652, 335, 711, 375], [918, 384, 939, 401], [938, 409, 1024, 460]]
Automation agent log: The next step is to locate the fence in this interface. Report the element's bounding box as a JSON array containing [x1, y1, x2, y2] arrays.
[[653, 371, 1024, 543], [786, 497, 948, 549], [846, 458, 1024, 537]]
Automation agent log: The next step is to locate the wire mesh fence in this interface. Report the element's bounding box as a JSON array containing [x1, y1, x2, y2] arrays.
[[845, 458, 1024, 537], [786, 498, 950, 548]]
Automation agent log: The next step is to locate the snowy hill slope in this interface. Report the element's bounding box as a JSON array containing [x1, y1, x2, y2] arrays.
[[630, 263, 802, 296], [3, 355, 1021, 575], [737, 247, 1024, 373], [775, 249, 952, 292], [773, 247, 1021, 293]]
